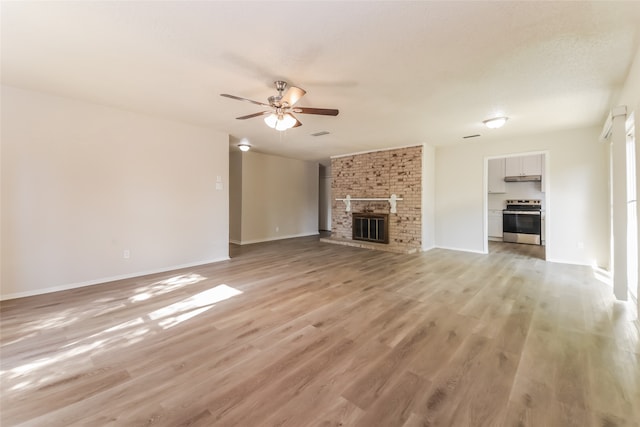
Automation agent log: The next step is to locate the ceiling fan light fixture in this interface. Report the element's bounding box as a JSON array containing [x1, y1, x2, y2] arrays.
[[275, 113, 296, 131], [264, 112, 295, 131], [222, 81, 338, 131], [483, 117, 509, 129], [264, 113, 278, 129]]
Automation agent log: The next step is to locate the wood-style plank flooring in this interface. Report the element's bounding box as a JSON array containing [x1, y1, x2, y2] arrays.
[[1, 236, 639, 426]]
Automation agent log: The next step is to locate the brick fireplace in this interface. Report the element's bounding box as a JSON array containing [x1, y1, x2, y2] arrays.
[[325, 145, 422, 254]]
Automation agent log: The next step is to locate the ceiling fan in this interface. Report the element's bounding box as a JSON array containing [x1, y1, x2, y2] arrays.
[[221, 81, 339, 131]]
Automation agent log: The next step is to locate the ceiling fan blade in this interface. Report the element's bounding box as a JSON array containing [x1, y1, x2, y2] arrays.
[[292, 107, 339, 116], [236, 111, 271, 120], [221, 93, 270, 107], [281, 86, 306, 107], [292, 115, 303, 128]]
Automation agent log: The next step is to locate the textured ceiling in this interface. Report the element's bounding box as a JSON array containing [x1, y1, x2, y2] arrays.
[[2, 1, 639, 162]]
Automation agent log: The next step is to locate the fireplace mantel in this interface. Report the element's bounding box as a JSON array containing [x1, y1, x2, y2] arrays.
[[335, 194, 403, 214]]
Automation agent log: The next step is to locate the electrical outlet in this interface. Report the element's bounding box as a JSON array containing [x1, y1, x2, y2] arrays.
[[275, 226, 279, 232], [577, 241, 584, 249], [123, 249, 130, 259]]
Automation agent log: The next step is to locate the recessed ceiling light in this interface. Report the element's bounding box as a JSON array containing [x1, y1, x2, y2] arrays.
[[483, 117, 509, 129]]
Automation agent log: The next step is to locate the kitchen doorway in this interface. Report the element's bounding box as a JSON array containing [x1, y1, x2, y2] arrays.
[[485, 152, 549, 260]]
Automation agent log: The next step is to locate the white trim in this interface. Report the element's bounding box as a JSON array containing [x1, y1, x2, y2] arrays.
[[492, 150, 548, 160], [237, 232, 319, 245], [330, 144, 423, 159], [483, 156, 490, 255], [421, 245, 436, 252], [435, 245, 486, 255], [0, 256, 231, 301], [545, 258, 591, 266]]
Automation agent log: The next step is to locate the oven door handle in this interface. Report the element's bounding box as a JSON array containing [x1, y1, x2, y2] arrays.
[[503, 211, 541, 215]]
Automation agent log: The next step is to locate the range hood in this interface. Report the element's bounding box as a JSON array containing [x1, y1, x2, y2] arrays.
[[504, 175, 542, 182]]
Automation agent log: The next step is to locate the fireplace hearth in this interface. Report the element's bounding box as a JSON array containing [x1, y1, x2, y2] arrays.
[[352, 213, 389, 244]]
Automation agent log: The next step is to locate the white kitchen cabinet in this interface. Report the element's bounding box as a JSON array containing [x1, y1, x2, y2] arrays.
[[504, 157, 520, 177], [505, 154, 542, 176], [488, 158, 506, 193], [522, 154, 542, 175], [488, 210, 503, 239]]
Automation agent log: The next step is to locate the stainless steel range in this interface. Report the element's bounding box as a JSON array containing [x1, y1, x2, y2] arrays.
[[503, 199, 542, 245]]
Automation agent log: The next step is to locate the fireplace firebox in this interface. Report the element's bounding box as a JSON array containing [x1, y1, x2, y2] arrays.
[[352, 213, 389, 244]]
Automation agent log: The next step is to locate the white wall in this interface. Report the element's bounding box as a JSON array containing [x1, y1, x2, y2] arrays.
[[1, 85, 230, 300], [229, 150, 243, 243], [435, 126, 609, 267], [422, 143, 436, 250], [238, 151, 319, 244]]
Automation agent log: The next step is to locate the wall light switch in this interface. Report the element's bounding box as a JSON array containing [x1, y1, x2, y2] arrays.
[[216, 183, 223, 190], [217, 175, 222, 182]]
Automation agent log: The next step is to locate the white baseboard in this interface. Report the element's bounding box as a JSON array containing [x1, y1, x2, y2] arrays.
[[235, 232, 319, 245], [545, 258, 591, 266], [435, 245, 487, 255], [0, 256, 230, 301], [421, 245, 436, 252]]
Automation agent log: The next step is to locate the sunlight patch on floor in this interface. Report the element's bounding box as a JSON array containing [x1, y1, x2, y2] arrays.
[[130, 273, 208, 303], [0, 283, 242, 392], [159, 306, 213, 329], [148, 284, 242, 324]]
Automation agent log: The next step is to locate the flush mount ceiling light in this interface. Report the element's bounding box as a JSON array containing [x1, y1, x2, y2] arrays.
[[483, 117, 509, 129], [238, 142, 251, 152]]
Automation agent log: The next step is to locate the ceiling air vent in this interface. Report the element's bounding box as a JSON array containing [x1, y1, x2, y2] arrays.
[[311, 131, 330, 137]]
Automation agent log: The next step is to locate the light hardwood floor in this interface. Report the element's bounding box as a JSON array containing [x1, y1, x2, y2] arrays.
[[1, 237, 638, 426]]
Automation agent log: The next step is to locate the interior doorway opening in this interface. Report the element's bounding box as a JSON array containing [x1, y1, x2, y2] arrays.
[[319, 164, 332, 232], [485, 152, 548, 260]]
